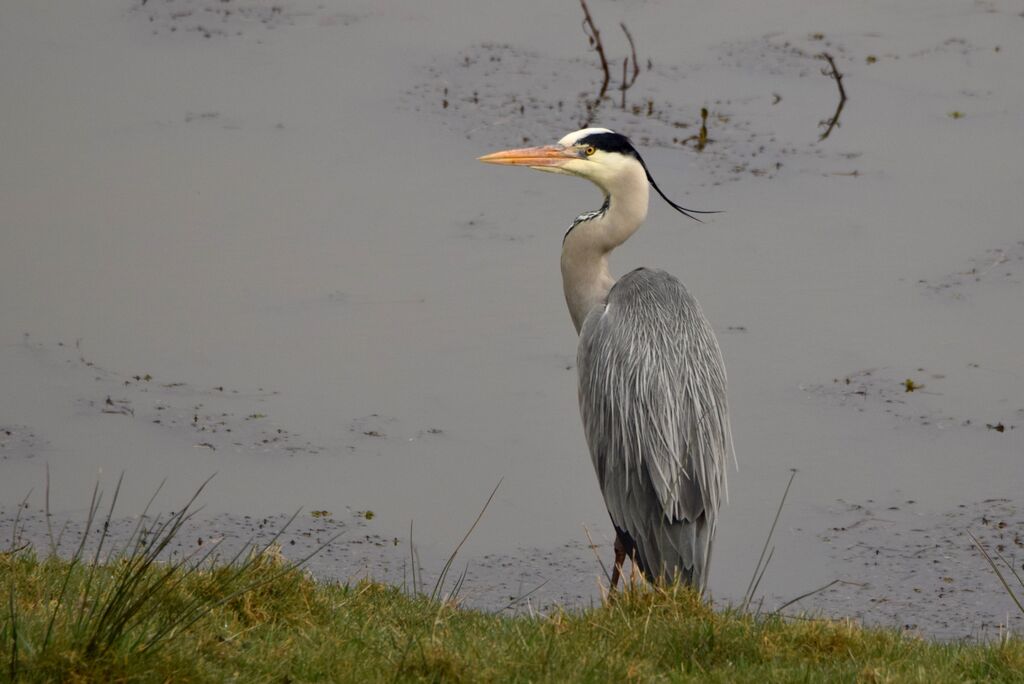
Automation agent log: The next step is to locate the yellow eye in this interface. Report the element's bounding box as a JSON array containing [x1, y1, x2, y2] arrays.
[[584, 146, 596, 156]]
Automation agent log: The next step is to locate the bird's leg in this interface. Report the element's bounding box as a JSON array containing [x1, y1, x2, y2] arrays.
[[610, 534, 627, 590]]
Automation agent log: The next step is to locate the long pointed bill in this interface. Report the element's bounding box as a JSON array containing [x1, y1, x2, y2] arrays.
[[478, 144, 576, 168]]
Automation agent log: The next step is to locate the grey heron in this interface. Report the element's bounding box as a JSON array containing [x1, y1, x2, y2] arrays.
[[479, 128, 735, 592]]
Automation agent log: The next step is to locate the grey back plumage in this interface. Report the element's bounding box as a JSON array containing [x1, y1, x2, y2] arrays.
[[577, 267, 733, 590]]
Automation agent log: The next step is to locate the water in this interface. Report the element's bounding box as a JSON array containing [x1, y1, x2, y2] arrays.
[[1, 0, 1021, 638]]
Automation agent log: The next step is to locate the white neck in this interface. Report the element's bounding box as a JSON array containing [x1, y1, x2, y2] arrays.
[[560, 169, 649, 332]]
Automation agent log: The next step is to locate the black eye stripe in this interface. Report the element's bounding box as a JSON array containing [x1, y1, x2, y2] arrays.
[[576, 132, 640, 159]]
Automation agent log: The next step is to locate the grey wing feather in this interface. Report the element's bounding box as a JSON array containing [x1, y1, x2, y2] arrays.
[[577, 268, 734, 589]]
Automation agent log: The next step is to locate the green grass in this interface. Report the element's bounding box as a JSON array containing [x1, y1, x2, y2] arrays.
[[3, 475, 1022, 682], [4, 549, 1024, 683]]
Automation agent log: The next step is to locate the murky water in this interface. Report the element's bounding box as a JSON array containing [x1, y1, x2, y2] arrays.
[[1, 0, 1022, 638]]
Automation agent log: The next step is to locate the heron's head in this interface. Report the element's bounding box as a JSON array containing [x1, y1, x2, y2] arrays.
[[479, 127, 714, 221]]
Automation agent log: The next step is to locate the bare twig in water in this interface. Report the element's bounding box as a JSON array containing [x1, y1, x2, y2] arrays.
[[968, 529, 1024, 617], [741, 469, 797, 612], [698, 107, 709, 151], [818, 52, 847, 141], [619, 23, 640, 109], [578, 1, 647, 124], [579, 0, 610, 99]]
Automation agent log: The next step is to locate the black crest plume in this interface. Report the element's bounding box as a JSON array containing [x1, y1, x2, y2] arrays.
[[577, 131, 720, 222]]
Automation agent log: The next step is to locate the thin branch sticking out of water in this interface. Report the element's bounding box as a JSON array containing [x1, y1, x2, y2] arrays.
[[818, 52, 847, 142], [579, 0, 610, 99], [619, 23, 640, 110], [578, 0, 645, 126]]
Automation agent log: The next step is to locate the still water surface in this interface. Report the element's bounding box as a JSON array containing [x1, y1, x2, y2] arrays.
[[1, 0, 1021, 636]]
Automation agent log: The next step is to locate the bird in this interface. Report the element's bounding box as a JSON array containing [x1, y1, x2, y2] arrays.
[[479, 128, 735, 592]]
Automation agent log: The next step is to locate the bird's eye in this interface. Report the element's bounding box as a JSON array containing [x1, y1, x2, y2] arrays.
[[584, 146, 596, 156]]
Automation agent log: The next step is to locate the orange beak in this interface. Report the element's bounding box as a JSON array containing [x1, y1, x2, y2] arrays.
[[478, 144, 577, 168]]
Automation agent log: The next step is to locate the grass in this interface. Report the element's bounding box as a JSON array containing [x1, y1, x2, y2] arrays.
[[2, 475, 1023, 682], [3, 554, 1024, 682]]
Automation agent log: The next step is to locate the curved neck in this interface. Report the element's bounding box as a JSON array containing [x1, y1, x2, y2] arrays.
[[560, 173, 649, 332]]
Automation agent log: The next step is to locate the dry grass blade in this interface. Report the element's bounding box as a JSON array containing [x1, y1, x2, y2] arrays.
[[742, 469, 796, 612], [993, 547, 1024, 594], [45, 464, 56, 556], [968, 529, 1024, 617], [7, 570, 17, 682], [774, 579, 865, 614], [430, 479, 502, 603], [501, 578, 550, 612], [747, 546, 774, 612], [7, 489, 33, 554], [408, 521, 418, 596], [113, 477, 167, 559], [581, 524, 612, 587]]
